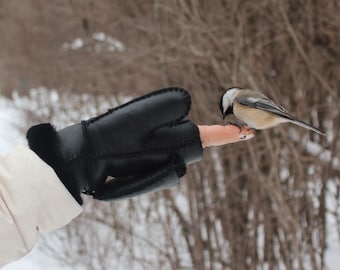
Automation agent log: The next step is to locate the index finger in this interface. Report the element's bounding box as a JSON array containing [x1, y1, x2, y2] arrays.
[[198, 125, 255, 148]]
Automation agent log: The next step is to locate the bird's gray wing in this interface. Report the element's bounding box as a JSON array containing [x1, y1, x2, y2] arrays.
[[235, 94, 325, 136], [235, 95, 294, 120]]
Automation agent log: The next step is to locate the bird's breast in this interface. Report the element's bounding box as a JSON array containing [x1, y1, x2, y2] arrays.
[[233, 103, 286, 129]]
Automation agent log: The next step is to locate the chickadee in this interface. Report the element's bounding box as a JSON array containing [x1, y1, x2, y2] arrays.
[[219, 87, 325, 135]]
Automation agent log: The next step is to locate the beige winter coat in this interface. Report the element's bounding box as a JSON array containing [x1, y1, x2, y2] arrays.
[[0, 145, 83, 268]]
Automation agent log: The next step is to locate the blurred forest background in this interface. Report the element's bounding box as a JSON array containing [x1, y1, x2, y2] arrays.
[[0, 0, 339, 269]]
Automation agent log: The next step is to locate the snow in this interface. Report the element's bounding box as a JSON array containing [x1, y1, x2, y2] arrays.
[[0, 98, 26, 151], [62, 32, 125, 53], [325, 182, 340, 270], [0, 89, 339, 269], [288, 128, 339, 172], [2, 239, 74, 270]]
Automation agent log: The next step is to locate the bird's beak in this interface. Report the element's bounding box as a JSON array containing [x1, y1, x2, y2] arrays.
[[222, 113, 226, 119]]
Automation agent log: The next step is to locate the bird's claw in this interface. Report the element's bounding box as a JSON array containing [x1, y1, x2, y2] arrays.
[[228, 122, 248, 133]]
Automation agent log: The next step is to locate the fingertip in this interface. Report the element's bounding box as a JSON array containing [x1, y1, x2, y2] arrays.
[[238, 133, 255, 141], [224, 124, 253, 135], [234, 126, 255, 141]]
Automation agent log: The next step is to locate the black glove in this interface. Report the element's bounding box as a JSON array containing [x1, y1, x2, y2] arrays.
[[26, 87, 203, 204]]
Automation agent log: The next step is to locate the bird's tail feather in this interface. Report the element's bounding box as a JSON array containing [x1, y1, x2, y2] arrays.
[[288, 119, 325, 136]]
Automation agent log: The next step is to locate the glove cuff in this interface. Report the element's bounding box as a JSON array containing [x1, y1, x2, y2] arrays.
[[27, 123, 62, 168], [26, 123, 83, 204]]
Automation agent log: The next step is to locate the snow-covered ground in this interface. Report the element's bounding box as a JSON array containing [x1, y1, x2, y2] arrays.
[[0, 89, 339, 269], [2, 240, 74, 270]]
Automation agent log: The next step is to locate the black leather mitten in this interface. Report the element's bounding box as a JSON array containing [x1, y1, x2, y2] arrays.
[[26, 87, 203, 204]]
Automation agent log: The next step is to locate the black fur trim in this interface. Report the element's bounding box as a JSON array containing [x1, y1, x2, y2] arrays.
[[27, 123, 62, 168], [26, 123, 83, 204]]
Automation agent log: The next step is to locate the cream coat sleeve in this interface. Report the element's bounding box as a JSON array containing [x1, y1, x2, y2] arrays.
[[0, 145, 83, 268]]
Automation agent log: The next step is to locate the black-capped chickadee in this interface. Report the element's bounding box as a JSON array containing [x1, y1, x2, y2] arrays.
[[219, 87, 325, 135]]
